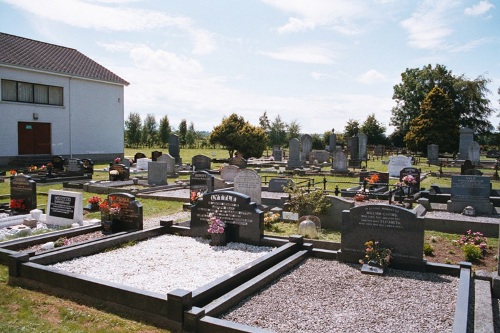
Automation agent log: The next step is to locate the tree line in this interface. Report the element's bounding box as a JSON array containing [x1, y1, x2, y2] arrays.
[[125, 63, 499, 158]]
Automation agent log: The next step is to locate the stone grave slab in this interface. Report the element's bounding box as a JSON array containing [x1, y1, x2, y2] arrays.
[[133, 152, 146, 163], [447, 175, 493, 215], [458, 127, 474, 160], [427, 144, 439, 165], [157, 154, 176, 176], [51, 155, 65, 171], [151, 150, 162, 162], [332, 149, 348, 173], [148, 162, 168, 185], [46, 189, 83, 226], [190, 191, 263, 245], [234, 169, 262, 205]]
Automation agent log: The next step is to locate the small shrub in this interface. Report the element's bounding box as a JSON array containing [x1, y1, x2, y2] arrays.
[[462, 244, 482, 262], [448, 250, 455, 255], [423, 243, 434, 256]]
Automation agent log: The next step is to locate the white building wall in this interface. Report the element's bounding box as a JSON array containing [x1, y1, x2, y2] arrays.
[[0, 66, 125, 164]]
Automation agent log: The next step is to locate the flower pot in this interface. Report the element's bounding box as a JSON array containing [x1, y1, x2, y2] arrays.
[[209, 233, 227, 246]]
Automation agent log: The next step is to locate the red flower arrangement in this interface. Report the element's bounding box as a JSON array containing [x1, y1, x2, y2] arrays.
[[88, 196, 103, 205], [99, 200, 121, 220], [10, 198, 26, 210]]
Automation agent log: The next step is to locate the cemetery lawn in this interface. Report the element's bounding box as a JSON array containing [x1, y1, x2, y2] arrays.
[[0, 266, 171, 333]]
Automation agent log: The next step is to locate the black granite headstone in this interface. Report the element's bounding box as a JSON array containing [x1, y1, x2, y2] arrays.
[[268, 178, 294, 192], [190, 191, 263, 245], [109, 164, 130, 181], [133, 152, 146, 163], [10, 174, 37, 213], [400, 167, 421, 194], [192, 155, 211, 171], [65, 158, 85, 176], [81, 158, 94, 174], [168, 134, 181, 164], [107, 193, 143, 232], [190, 171, 215, 204], [151, 150, 162, 162], [51, 155, 65, 171]]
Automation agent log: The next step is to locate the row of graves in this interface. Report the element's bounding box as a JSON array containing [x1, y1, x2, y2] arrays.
[[2, 180, 496, 331]]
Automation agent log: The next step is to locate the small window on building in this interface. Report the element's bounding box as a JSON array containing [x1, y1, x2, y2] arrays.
[[48, 86, 63, 105], [1, 80, 17, 101], [34, 84, 49, 104]]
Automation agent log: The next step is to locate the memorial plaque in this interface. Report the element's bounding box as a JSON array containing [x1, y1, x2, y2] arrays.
[[136, 158, 151, 170], [46, 190, 83, 226], [190, 191, 263, 245], [192, 154, 211, 171], [190, 171, 215, 204], [10, 174, 36, 213], [107, 193, 143, 232], [341, 204, 425, 267], [234, 169, 262, 204], [268, 178, 294, 192]]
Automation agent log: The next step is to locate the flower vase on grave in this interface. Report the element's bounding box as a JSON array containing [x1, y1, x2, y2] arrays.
[[209, 232, 227, 246], [101, 219, 113, 235]]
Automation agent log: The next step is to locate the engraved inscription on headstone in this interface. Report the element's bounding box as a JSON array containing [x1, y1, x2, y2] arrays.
[[46, 189, 83, 226], [10, 174, 37, 213], [190, 171, 215, 204], [107, 193, 143, 232], [234, 169, 262, 205]]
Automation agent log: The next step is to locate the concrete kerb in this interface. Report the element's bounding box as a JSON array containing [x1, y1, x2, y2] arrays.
[[5, 225, 474, 332]]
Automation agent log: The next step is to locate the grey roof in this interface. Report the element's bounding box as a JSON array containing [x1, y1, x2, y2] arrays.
[[0, 32, 129, 86]]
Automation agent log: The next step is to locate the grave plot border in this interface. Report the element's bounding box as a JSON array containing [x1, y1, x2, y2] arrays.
[[5, 221, 472, 333]]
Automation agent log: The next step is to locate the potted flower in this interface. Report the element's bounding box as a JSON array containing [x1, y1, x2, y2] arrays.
[[207, 214, 226, 246], [88, 196, 102, 211], [109, 169, 119, 181], [264, 211, 280, 230], [359, 240, 392, 269], [10, 198, 26, 214], [99, 200, 121, 234]]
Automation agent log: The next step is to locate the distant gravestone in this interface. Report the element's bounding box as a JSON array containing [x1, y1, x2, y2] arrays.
[[109, 164, 130, 181], [358, 132, 368, 161], [136, 158, 151, 170], [427, 144, 439, 165], [230, 155, 247, 169], [468, 141, 480, 164], [301, 134, 313, 161], [347, 136, 360, 168], [46, 189, 83, 226], [287, 138, 303, 169], [220, 165, 240, 182], [328, 130, 336, 154], [157, 154, 176, 176], [400, 167, 421, 194], [461, 160, 475, 175], [341, 204, 425, 268], [192, 154, 211, 171], [190, 191, 263, 245], [309, 150, 330, 164], [374, 145, 385, 158], [388, 155, 412, 177], [447, 175, 493, 215], [51, 155, 65, 171], [168, 134, 181, 164], [107, 193, 143, 232], [268, 178, 294, 192], [234, 169, 262, 205], [148, 162, 167, 185], [190, 171, 215, 204], [486, 149, 499, 158], [272, 145, 283, 162], [332, 148, 348, 173], [81, 158, 94, 174], [10, 174, 36, 213], [151, 150, 162, 162], [133, 152, 146, 163], [65, 158, 85, 176], [458, 128, 474, 160]]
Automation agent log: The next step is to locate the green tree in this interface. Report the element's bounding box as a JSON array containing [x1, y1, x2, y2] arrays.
[[209, 113, 267, 158], [186, 122, 197, 148], [391, 64, 494, 137], [178, 119, 187, 146], [268, 115, 287, 148], [141, 114, 157, 147], [360, 113, 387, 145], [259, 111, 270, 131], [158, 115, 171, 148], [311, 133, 324, 150], [344, 119, 360, 138], [404, 86, 459, 154], [124, 112, 142, 148], [286, 119, 301, 146]]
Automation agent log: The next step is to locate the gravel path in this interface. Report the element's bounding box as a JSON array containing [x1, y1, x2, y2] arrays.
[[222, 259, 459, 333]]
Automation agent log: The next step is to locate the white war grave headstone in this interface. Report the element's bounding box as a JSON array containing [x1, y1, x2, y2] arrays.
[[46, 189, 83, 226]]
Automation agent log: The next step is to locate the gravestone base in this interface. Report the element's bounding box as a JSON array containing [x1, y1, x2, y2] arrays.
[[361, 263, 384, 276], [446, 200, 494, 215], [339, 250, 427, 271]]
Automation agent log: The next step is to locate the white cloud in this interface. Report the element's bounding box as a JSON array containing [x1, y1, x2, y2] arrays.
[[400, 1, 458, 50], [464, 1, 494, 16], [3, 0, 216, 54], [311, 71, 330, 80], [278, 17, 315, 33], [260, 44, 336, 64], [357, 69, 386, 84]]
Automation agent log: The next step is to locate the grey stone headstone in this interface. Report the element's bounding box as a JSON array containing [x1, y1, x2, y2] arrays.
[[230, 155, 247, 169], [287, 138, 304, 168], [168, 134, 181, 164], [468, 141, 480, 164], [234, 169, 262, 205], [46, 189, 83, 226], [10, 174, 37, 213], [347, 136, 359, 160], [329, 133, 336, 154], [458, 127, 474, 160], [136, 158, 151, 170], [374, 145, 385, 157], [301, 134, 313, 161], [272, 145, 283, 161], [341, 204, 425, 267], [268, 178, 294, 192], [358, 132, 368, 161], [309, 150, 330, 164], [106, 193, 143, 232], [427, 144, 439, 164], [157, 154, 176, 176], [190, 191, 263, 245], [147, 162, 168, 185], [388, 156, 412, 177], [192, 154, 211, 171], [332, 149, 348, 173], [220, 165, 240, 182], [190, 171, 215, 204], [447, 175, 493, 215]]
